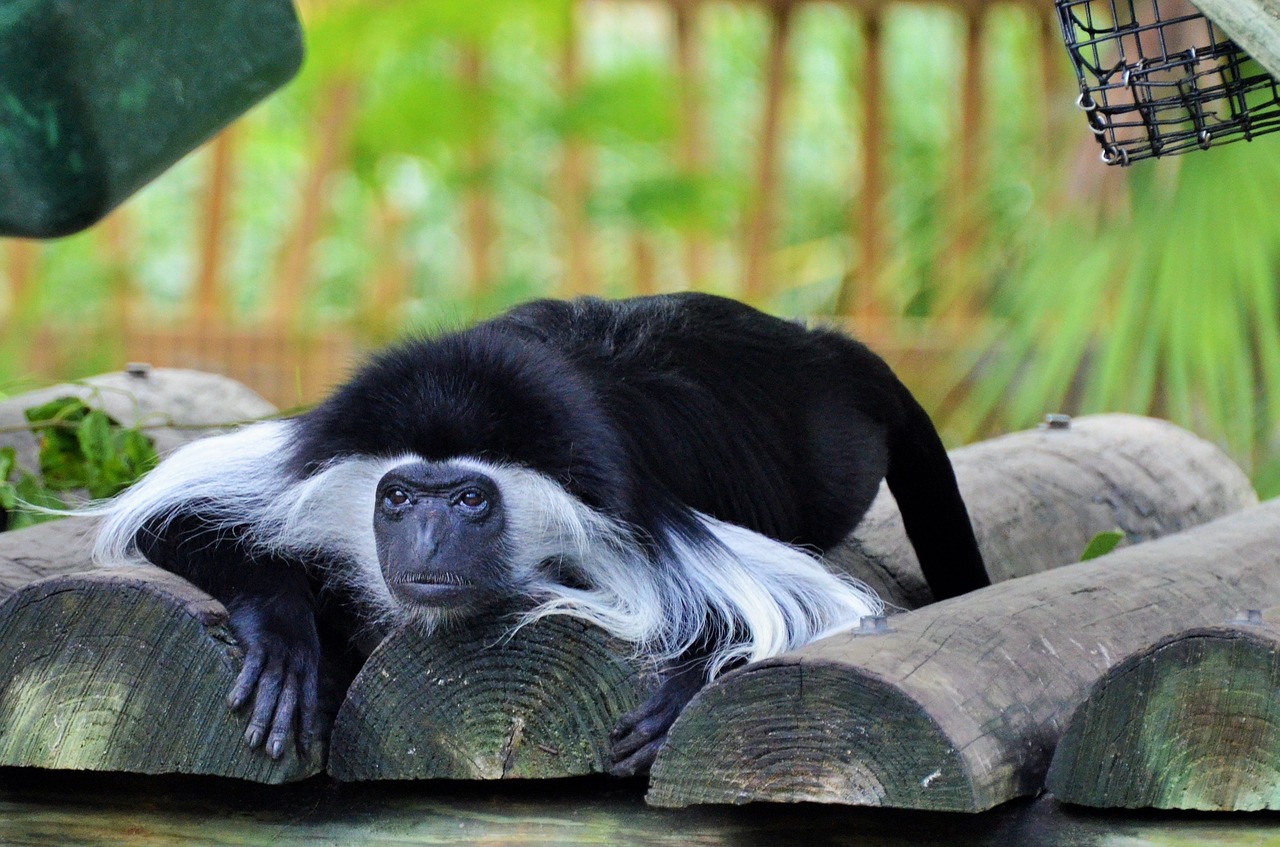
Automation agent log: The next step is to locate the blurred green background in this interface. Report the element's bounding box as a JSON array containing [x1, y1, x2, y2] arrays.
[[4, 0, 1280, 494]]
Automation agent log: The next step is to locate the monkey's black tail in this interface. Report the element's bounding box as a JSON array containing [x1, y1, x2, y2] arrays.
[[885, 391, 989, 602]]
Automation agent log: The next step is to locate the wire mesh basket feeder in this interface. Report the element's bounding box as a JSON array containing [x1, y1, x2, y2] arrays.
[[1057, 0, 1280, 164]]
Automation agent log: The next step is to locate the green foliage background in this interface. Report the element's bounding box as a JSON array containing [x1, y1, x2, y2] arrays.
[[5, 0, 1280, 492]]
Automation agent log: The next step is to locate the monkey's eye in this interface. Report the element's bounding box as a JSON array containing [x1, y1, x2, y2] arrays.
[[383, 487, 411, 509], [455, 488, 488, 510]]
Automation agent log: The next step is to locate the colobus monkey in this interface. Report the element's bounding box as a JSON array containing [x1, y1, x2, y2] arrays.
[[93, 293, 987, 774]]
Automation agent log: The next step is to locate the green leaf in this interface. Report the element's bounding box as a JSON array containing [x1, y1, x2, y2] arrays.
[[76, 409, 114, 467], [115, 428, 159, 475], [619, 174, 735, 232], [0, 446, 14, 482], [25, 396, 93, 491], [1079, 530, 1124, 562], [10, 396, 157, 504], [37, 431, 89, 491], [8, 473, 66, 530], [22, 396, 89, 428]]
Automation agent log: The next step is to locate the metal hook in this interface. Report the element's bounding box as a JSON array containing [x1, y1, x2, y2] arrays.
[[1101, 145, 1129, 166]]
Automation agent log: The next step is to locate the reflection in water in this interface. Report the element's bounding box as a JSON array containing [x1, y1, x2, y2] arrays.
[[0, 769, 1276, 847]]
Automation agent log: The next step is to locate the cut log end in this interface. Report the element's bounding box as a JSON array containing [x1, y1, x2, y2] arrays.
[[647, 659, 973, 810], [650, 501, 1280, 812], [1047, 623, 1280, 812], [329, 616, 657, 781], [0, 568, 320, 783]]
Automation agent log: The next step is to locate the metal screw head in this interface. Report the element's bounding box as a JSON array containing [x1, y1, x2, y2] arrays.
[[859, 615, 889, 634]]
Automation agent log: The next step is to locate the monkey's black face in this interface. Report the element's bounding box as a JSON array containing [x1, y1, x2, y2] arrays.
[[373, 460, 509, 611]]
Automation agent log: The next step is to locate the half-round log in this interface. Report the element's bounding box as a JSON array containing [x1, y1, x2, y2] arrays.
[[330, 415, 1256, 783], [329, 616, 655, 780], [0, 562, 321, 781], [1047, 605, 1280, 811], [647, 500, 1280, 811], [838, 413, 1257, 607], [0, 371, 307, 780]]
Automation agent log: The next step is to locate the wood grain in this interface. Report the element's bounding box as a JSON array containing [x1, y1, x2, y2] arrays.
[[0, 564, 321, 781], [329, 616, 656, 781], [331, 415, 1255, 785], [647, 500, 1280, 811], [1047, 605, 1280, 811]]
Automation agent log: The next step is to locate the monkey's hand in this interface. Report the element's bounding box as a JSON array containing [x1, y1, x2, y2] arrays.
[[225, 595, 321, 760], [608, 658, 708, 777]]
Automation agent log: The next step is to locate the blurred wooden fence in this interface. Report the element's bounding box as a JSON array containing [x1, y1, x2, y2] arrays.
[[2, 0, 1063, 408]]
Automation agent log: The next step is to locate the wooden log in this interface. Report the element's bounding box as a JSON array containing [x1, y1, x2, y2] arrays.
[[1189, 0, 1280, 81], [0, 545, 322, 782], [0, 518, 97, 600], [1047, 605, 1280, 811], [327, 415, 1255, 782], [329, 616, 657, 781], [646, 500, 1280, 812], [832, 413, 1257, 609], [0, 370, 312, 781]]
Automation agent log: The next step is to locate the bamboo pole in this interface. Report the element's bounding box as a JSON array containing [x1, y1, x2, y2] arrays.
[[837, 9, 886, 324], [632, 233, 658, 294], [557, 8, 595, 298], [193, 128, 237, 329], [98, 209, 134, 336], [273, 78, 357, 331], [936, 9, 985, 322], [742, 0, 795, 303], [364, 199, 410, 342], [673, 0, 710, 288], [3, 240, 38, 320], [460, 45, 495, 296]]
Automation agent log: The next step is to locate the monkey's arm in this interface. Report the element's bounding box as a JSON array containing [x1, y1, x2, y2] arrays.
[[608, 650, 711, 777], [136, 512, 321, 759]]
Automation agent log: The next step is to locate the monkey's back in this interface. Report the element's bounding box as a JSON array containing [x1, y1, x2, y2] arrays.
[[497, 294, 908, 549]]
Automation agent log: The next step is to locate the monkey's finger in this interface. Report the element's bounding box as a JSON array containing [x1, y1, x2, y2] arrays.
[[608, 737, 664, 778], [609, 709, 639, 743], [244, 656, 285, 750], [266, 673, 300, 760], [228, 649, 266, 711], [297, 663, 320, 756], [609, 714, 670, 760]]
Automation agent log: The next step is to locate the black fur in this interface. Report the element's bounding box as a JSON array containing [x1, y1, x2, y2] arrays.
[[125, 293, 987, 770]]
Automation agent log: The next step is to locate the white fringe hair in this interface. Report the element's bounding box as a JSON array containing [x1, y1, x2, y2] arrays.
[[92, 424, 883, 677]]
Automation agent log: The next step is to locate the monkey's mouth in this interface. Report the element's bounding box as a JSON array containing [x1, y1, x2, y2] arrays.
[[388, 572, 475, 607]]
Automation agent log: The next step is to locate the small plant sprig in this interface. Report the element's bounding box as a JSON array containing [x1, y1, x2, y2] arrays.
[[1079, 530, 1125, 562], [0, 397, 159, 532]]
